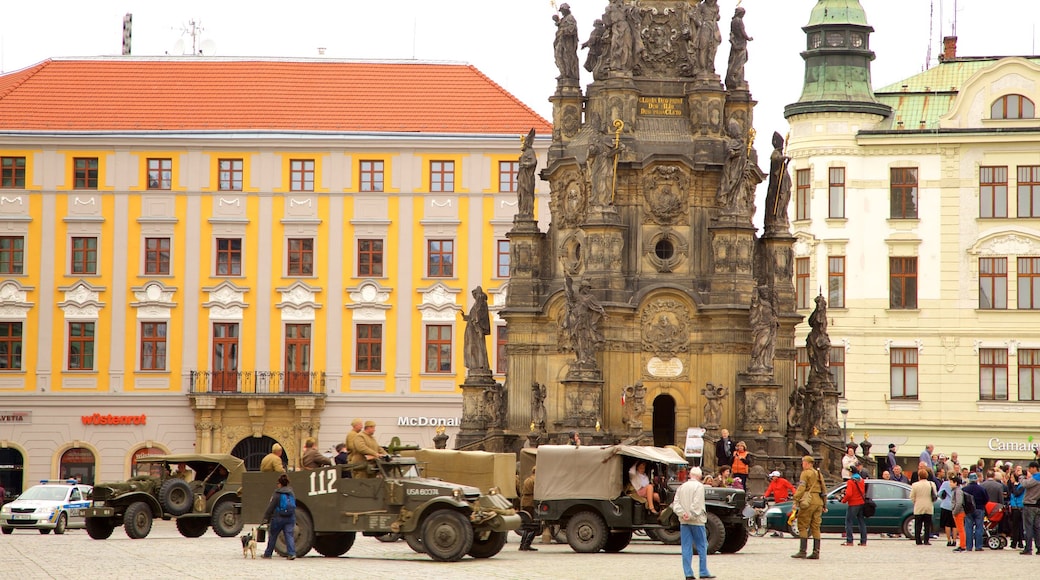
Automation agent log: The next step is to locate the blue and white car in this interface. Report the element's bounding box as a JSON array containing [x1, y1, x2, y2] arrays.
[[0, 480, 92, 534]]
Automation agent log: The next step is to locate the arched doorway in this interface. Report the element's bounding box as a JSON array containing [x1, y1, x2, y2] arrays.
[[59, 448, 95, 485], [652, 394, 676, 447], [0, 447, 24, 499], [231, 436, 284, 471], [131, 446, 166, 477]]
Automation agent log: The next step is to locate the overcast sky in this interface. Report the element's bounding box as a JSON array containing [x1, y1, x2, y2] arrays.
[[2, 0, 1038, 148]]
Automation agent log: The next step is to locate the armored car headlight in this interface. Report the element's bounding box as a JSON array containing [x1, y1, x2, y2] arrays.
[[452, 488, 463, 500]]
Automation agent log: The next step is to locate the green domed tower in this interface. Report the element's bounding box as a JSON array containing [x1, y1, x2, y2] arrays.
[[784, 0, 891, 118]]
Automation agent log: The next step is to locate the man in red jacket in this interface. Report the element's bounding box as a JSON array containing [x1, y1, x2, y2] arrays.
[[763, 470, 796, 537]]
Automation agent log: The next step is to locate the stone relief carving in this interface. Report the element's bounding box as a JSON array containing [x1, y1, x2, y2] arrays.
[[549, 168, 588, 228], [622, 381, 647, 431], [701, 382, 728, 430], [640, 299, 690, 358], [643, 165, 690, 225], [739, 391, 778, 426], [417, 283, 462, 322]]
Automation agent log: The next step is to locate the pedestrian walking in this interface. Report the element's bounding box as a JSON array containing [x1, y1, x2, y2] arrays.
[[1016, 461, 1040, 555], [962, 473, 988, 551], [910, 468, 937, 545], [791, 455, 826, 560], [519, 467, 539, 552], [260, 473, 297, 560], [841, 467, 867, 546], [672, 466, 715, 579]]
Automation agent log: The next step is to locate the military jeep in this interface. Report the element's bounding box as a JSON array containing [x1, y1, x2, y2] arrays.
[[528, 445, 748, 554], [239, 457, 520, 562], [83, 454, 245, 540]]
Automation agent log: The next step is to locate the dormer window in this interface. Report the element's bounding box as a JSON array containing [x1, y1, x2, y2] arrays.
[[991, 94, 1035, 120]]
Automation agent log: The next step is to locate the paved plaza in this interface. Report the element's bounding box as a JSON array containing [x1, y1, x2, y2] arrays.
[[0, 521, 1029, 580]]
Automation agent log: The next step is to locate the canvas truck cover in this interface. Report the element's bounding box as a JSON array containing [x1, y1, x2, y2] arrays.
[[410, 449, 518, 499], [533, 445, 687, 501]]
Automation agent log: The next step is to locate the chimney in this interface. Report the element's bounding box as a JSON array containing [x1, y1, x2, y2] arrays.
[[940, 36, 958, 62]]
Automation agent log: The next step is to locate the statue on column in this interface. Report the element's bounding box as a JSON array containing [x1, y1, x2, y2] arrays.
[[553, 3, 580, 82], [787, 385, 805, 432], [622, 381, 646, 431], [516, 129, 538, 219], [717, 120, 747, 213], [531, 382, 547, 431], [694, 0, 722, 77], [765, 131, 792, 233], [483, 382, 507, 430], [725, 6, 753, 91], [807, 293, 831, 383], [462, 286, 491, 377], [747, 285, 779, 375], [701, 383, 728, 430], [603, 0, 639, 75], [560, 276, 606, 368], [582, 18, 608, 80], [586, 132, 623, 208]]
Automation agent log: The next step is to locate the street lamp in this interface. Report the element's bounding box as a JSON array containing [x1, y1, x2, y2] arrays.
[[840, 407, 849, 444]]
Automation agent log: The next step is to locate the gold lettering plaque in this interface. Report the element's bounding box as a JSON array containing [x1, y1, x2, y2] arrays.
[[637, 97, 685, 117]]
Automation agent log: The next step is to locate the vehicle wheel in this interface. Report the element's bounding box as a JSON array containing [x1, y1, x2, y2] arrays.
[[753, 513, 769, 537], [998, 536, 1008, 549], [404, 532, 425, 553], [176, 517, 209, 538], [603, 530, 633, 553], [550, 523, 567, 544], [901, 516, 914, 540], [647, 527, 681, 545], [124, 501, 153, 539], [1, 526, 12, 535], [375, 532, 401, 543], [468, 530, 507, 558], [702, 512, 726, 554], [54, 513, 68, 535], [159, 479, 193, 516], [312, 532, 356, 557], [566, 510, 608, 553], [210, 500, 244, 537], [788, 516, 800, 537], [987, 534, 1003, 550], [85, 518, 115, 540], [421, 509, 474, 562], [39, 528, 51, 534], [275, 509, 314, 558], [720, 523, 749, 553]]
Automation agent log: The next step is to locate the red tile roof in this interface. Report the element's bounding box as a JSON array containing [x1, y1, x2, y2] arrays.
[[0, 58, 551, 135]]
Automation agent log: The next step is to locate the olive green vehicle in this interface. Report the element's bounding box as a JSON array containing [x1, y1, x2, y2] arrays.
[[239, 457, 521, 562], [83, 454, 245, 540]]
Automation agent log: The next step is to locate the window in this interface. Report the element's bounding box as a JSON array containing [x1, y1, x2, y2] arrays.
[[796, 347, 809, 388], [287, 238, 314, 277], [991, 94, 1035, 120], [979, 348, 1008, 401], [496, 326, 508, 375], [828, 167, 845, 218], [890, 168, 918, 219], [0, 156, 26, 188], [147, 158, 172, 190], [889, 257, 917, 309], [890, 347, 918, 399], [216, 238, 242, 276], [219, 159, 243, 191], [68, 322, 95, 371], [1018, 349, 1040, 401], [1018, 257, 1040, 309], [979, 257, 1007, 309], [0, 236, 24, 274], [356, 324, 382, 372], [795, 257, 810, 309], [285, 324, 311, 392], [979, 166, 1008, 218], [290, 159, 315, 192], [73, 157, 98, 189], [795, 168, 810, 220], [828, 256, 845, 308], [140, 322, 167, 371], [496, 240, 510, 278], [427, 239, 454, 278], [1017, 166, 1040, 218], [357, 239, 384, 277], [0, 322, 22, 370], [425, 325, 452, 373], [144, 237, 171, 276], [212, 323, 239, 392], [359, 160, 384, 193], [831, 346, 845, 398], [499, 161, 519, 193], [71, 237, 98, 275], [430, 161, 455, 193]]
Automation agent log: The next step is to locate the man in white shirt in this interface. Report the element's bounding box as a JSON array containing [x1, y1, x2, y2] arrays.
[[672, 466, 714, 580]]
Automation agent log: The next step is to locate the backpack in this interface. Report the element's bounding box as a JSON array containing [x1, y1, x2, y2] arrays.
[[276, 492, 296, 516], [962, 490, 975, 513]]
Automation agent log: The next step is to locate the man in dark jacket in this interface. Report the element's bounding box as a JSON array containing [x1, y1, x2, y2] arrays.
[[962, 473, 989, 552], [261, 474, 297, 560], [715, 428, 734, 469]]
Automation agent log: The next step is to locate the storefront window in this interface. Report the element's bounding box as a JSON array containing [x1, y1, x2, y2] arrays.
[[59, 448, 96, 485], [131, 447, 165, 477]]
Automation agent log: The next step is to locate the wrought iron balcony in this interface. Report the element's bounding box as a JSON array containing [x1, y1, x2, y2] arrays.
[[188, 371, 326, 395]]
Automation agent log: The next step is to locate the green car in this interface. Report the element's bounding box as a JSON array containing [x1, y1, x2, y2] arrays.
[[765, 479, 941, 539]]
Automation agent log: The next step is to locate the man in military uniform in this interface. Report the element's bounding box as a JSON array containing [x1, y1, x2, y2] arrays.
[[519, 467, 538, 551], [260, 443, 286, 473], [791, 455, 826, 560], [345, 418, 363, 456], [351, 420, 387, 478]]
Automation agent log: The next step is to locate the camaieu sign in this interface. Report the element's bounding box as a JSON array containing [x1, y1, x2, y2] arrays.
[[987, 437, 1039, 452], [397, 416, 460, 427]]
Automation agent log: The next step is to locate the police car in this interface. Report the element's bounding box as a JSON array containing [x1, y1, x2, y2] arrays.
[[0, 480, 92, 534]]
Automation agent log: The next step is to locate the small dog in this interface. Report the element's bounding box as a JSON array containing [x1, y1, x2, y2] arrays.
[[241, 529, 257, 559]]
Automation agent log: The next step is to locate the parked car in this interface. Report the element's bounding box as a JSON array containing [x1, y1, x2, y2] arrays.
[[764, 479, 940, 538], [0, 479, 92, 534]]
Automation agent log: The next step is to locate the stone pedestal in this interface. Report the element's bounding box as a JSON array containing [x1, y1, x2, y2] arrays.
[[557, 377, 604, 429], [455, 374, 495, 449], [737, 373, 785, 456], [549, 80, 583, 163], [580, 221, 627, 299], [709, 215, 758, 306], [759, 232, 796, 311], [505, 227, 545, 310]]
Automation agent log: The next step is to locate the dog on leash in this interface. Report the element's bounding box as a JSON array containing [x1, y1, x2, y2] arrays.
[[241, 529, 257, 559]]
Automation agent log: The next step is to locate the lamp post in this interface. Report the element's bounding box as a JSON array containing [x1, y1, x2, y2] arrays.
[[840, 407, 849, 444]]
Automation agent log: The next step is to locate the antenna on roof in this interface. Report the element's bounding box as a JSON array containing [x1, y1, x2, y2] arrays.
[[952, 0, 958, 37], [925, 1, 933, 70]]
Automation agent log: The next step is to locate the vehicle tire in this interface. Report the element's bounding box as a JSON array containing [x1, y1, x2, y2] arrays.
[[550, 523, 567, 544], [987, 534, 1003, 550], [54, 513, 68, 535], [375, 532, 401, 543], [566, 510, 608, 553], [720, 523, 749, 553], [702, 512, 725, 554], [421, 509, 474, 562], [788, 516, 799, 537], [39, 528, 51, 534], [176, 517, 209, 538], [901, 516, 914, 540], [85, 517, 115, 540], [468, 530, 507, 558], [312, 532, 356, 557], [998, 536, 1008, 549], [1, 527, 12, 535], [404, 532, 425, 553], [124, 501, 153, 539], [275, 509, 314, 558], [647, 527, 681, 545], [210, 500, 244, 537], [603, 530, 633, 553], [159, 479, 193, 516]]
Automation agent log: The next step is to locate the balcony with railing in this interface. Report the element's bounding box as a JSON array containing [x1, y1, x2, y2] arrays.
[[188, 371, 326, 396]]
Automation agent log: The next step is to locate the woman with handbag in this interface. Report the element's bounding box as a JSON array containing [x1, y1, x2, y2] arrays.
[[910, 468, 938, 545], [841, 466, 868, 546]]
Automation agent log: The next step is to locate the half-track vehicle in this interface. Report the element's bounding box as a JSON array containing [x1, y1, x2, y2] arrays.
[[83, 454, 245, 540], [527, 445, 748, 554], [239, 456, 520, 562]]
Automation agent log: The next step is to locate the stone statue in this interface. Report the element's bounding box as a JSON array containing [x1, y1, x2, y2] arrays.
[[517, 129, 538, 219], [586, 132, 623, 208], [483, 382, 507, 430], [531, 382, 547, 431], [806, 293, 831, 383], [701, 382, 728, 429], [582, 18, 608, 80], [694, 0, 722, 76], [622, 381, 646, 431], [462, 286, 491, 375], [801, 386, 821, 437], [553, 3, 580, 82], [561, 276, 606, 367], [725, 7, 752, 90], [787, 385, 805, 431], [603, 0, 638, 74], [747, 285, 778, 375], [765, 131, 792, 233], [717, 120, 747, 212]]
